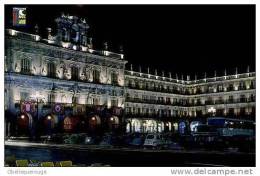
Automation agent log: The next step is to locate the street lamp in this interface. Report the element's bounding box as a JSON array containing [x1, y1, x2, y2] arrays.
[[30, 92, 45, 140], [30, 91, 45, 120], [46, 115, 52, 138], [47, 115, 52, 120], [21, 115, 25, 119]]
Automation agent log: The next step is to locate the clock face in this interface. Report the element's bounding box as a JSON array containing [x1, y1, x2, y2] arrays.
[[21, 101, 34, 113], [54, 104, 62, 113], [24, 102, 31, 112]]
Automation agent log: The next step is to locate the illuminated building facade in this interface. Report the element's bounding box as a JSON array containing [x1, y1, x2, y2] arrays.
[[4, 15, 255, 136], [5, 15, 127, 136], [124, 68, 255, 133]]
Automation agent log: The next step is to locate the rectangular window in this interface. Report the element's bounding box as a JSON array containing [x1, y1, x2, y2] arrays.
[[137, 108, 141, 114], [228, 95, 233, 103], [166, 97, 171, 104], [48, 93, 55, 103], [21, 58, 30, 74], [111, 99, 118, 107], [133, 107, 136, 114], [111, 90, 117, 96], [47, 62, 56, 78], [71, 66, 79, 80], [168, 110, 171, 117], [218, 85, 223, 92], [111, 72, 118, 85], [93, 98, 99, 105], [93, 69, 100, 83]]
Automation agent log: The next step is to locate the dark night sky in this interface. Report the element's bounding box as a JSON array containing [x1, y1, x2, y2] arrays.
[[5, 5, 255, 79]]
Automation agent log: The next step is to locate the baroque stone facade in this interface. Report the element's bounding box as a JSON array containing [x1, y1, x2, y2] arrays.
[[4, 15, 255, 136]]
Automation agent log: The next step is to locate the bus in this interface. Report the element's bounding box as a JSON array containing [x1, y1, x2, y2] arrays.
[[207, 117, 255, 137]]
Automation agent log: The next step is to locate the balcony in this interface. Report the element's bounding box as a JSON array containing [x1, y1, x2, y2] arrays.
[[20, 69, 32, 75], [125, 97, 184, 106], [46, 73, 56, 79], [238, 86, 247, 91], [127, 84, 181, 94], [14, 100, 123, 116], [111, 80, 120, 86], [7, 71, 124, 88], [126, 96, 255, 108], [7, 29, 41, 41], [124, 112, 175, 119], [204, 98, 255, 105], [127, 82, 255, 96]]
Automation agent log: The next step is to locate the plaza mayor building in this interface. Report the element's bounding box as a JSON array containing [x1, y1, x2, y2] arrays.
[[4, 15, 256, 137]]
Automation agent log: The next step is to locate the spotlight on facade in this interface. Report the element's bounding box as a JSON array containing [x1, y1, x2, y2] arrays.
[[208, 106, 216, 115], [35, 35, 40, 41], [61, 42, 70, 48], [91, 117, 96, 121], [166, 123, 169, 126], [21, 115, 25, 119], [110, 117, 114, 121], [47, 115, 52, 120]]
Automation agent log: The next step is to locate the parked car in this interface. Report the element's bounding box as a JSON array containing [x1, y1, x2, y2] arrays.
[[143, 133, 166, 149], [99, 135, 114, 147]]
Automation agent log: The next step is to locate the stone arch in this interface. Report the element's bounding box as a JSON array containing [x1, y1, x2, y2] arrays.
[[179, 121, 187, 134], [164, 122, 172, 132], [157, 121, 164, 133], [43, 115, 56, 135], [63, 116, 72, 132], [44, 115, 56, 128], [17, 113, 33, 135], [89, 115, 101, 130], [131, 119, 141, 132], [145, 120, 157, 133], [108, 116, 120, 130]]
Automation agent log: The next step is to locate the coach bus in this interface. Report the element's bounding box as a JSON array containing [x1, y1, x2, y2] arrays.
[[207, 117, 255, 137]]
